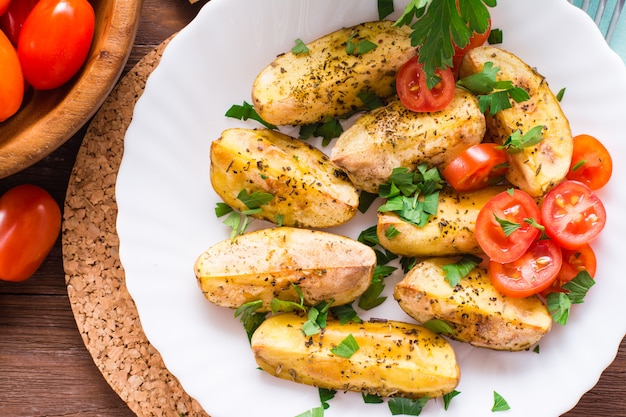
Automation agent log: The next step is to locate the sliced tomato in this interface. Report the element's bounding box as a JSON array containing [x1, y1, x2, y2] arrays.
[[489, 239, 562, 298], [442, 143, 508, 192], [542, 244, 597, 295], [541, 180, 606, 249], [566, 134, 612, 190], [396, 56, 456, 113], [475, 188, 541, 263]]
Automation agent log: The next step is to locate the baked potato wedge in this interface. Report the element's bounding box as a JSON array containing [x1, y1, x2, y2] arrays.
[[252, 20, 415, 126], [251, 313, 460, 398], [195, 227, 376, 311], [394, 258, 552, 351], [210, 128, 358, 228], [330, 89, 486, 193], [459, 46, 573, 197], [377, 186, 506, 257]]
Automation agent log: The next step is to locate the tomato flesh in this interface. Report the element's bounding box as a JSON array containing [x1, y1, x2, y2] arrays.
[[475, 188, 541, 263], [442, 143, 508, 192], [0, 184, 61, 282], [566, 134, 612, 190], [489, 239, 562, 298], [396, 56, 456, 113], [541, 180, 606, 249], [17, 0, 95, 90]]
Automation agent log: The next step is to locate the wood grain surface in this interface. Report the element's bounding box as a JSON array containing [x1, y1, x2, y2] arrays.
[[0, 1, 624, 416]]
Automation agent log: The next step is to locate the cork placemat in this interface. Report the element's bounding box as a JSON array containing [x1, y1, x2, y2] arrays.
[[61, 37, 210, 417]]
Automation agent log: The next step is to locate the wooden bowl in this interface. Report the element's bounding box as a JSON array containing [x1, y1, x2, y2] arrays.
[[0, 0, 143, 179]]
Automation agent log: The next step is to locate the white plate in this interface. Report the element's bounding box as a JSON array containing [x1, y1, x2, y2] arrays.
[[116, 0, 626, 416]]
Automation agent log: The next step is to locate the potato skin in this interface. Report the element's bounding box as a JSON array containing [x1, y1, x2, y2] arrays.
[[394, 258, 552, 351], [331, 89, 486, 193], [195, 227, 376, 311], [251, 313, 460, 398], [210, 128, 359, 228], [252, 21, 414, 126], [377, 186, 505, 257], [459, 46, 573, 197]]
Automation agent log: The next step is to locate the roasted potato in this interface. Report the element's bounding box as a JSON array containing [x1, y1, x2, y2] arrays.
[[210, 128, 359, 228], [330, 89, 486, 193], [251, 313, 460, 398], [195, 227, 376, 311], [252, 20, 415, 126], [377, 186, 506, 257], [459, 46, 573, 197], [394, 258, 552, 351]]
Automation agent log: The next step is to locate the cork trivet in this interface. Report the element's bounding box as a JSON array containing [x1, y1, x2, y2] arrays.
[[61, 37, 210, 417]]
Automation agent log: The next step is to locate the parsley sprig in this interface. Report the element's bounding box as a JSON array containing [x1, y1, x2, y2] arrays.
[[394, 0, 495, 89], [215, 189, 274, 239], [378, 164, 444, 228], [456, 61, 531, 115], [225, 101, 277, 129]]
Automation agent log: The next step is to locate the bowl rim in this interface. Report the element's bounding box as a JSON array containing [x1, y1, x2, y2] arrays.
[[0, 0, 144, 179]]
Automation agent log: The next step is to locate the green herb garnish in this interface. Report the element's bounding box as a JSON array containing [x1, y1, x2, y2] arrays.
[[234, 300, 266, 342], [499, 125, 545, 153], [443, 390, 461, 410], [292, 38, 310, 54], [388, 396, 430, 416], [330, 334, 360, 358], [491, 391, 511, 412], [441, 254, 482, 286], [546, 271, 595, 325], [225, 101, 276, 129]]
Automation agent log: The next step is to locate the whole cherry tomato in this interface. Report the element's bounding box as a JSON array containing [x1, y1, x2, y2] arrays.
[[0, 184, 61, 282], [0, 0, 10, 16], [0, 0, 39, 46], [17, 0, 94, 90], [396, 56, 456, 113], [0, 28, 24, 122]]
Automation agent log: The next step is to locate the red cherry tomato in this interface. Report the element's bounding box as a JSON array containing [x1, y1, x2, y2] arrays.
[[475, 188, 541, 263], [0, 184, 61, 282], [452, 19, 492, 78], [557, 244, 597, 283], [488, 239, 562, 298], [396, 56, 456, 113], [0, 28, 23, 122], [0, 0, 39, 46], [0, 0, 10, 16], [566, 134, 613, 190], [17, 0, 95, 90], [541, 180, 606, 249], [442, 143, 509, 192]]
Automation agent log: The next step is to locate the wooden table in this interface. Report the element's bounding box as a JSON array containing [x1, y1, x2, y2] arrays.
[[0, 1, 624, 416]]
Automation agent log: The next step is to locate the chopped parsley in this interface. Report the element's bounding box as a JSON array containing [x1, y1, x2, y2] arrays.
[[491, 391, 511, 412], [456, 61, 531, 115], [216, 190, 274, 238], [443, 390, 461, 410], [319, 388, 336, 410], [234, 300, 266, 342], [292, 38, 310, 54], [546, 271, 595, 325], [346, 34, 378, 56], [423, 318, 455, 335], [299, 116, 343, 146], [362, 392, 384, 404], [441, 254, 482, 286], [378, 0, 395, 19], [225, 101, 276, 129], [378, 165, 444, 228], [330, 334, 360, 358], [294, 407, 325, 417], [499, 125, 545, 153], [388, 396, 430, 416], [356, 226, 398, 310]]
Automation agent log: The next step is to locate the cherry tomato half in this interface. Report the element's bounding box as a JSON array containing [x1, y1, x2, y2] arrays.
[[0, 0, 39, 46], [396, 56, 456, 113], [475, 188, 541, 263], [17, 0, 95, 90], [566, 134, 613, 190], [0, 184, 61, 282], [489, 239, 562, 298], [0, 28, 24, 122], [442, 143, 509, 192], [541, 180, 606, 249], [542, 243, 597, 295]]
